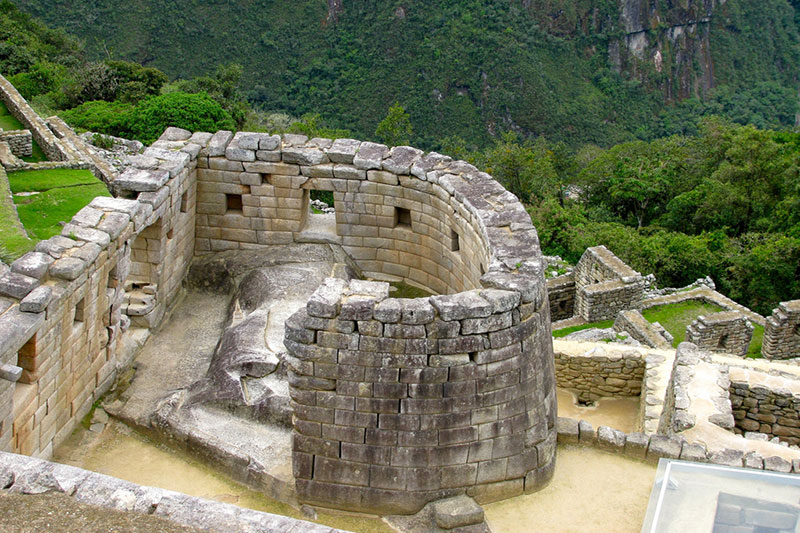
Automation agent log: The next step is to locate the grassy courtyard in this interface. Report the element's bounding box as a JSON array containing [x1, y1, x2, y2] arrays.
[[0, 169, 110, 261], [553, 300, 764, 357]]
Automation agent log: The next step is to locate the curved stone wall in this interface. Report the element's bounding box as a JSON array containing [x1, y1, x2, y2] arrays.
[[261, 135, 558, 514]]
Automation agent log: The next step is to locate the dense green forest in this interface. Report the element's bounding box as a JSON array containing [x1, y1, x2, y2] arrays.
[[1, 0, 799, 315], [9, 0, 800, 150]]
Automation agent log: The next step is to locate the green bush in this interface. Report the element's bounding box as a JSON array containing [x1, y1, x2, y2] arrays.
[[58, 100, 134, 137], [125, 92, 235, 145]]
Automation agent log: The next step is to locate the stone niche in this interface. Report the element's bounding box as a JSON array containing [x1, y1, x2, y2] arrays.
[[573, 246, 644, 322], [762, 300, 800, 360], [685, 311, 754, 357]]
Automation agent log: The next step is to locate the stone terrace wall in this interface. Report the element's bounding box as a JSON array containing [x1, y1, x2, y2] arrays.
[[0, 74, 67, 162], [762, 300, 800, 360], [0, 127, 202, 458], [546, 274, 575, 321], [193, 132, 536, 296], [574, 246, 644, 322], [0, 130, 32, 158], [553, 346, 644, 403], [286, 279, 555, 515], [685, 311, 754, 357]]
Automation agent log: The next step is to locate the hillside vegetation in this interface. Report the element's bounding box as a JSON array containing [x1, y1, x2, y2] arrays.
[[10, 0, 800, 150]]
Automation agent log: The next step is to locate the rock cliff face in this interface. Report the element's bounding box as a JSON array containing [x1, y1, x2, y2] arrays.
[[611, 0, 724, 100]]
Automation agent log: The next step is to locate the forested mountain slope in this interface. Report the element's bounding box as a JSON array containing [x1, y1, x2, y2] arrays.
[[11, 0, 800, 149]]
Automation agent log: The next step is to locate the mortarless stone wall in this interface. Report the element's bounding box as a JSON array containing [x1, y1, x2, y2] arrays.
[[762, 300, 800, 360], [685, 311, 754, 357], [546, 274, 575, 321], [0, 131, 32, 158], [574, 246, 644, 322]]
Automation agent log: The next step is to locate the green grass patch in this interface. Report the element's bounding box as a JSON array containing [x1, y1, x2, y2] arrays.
[[553, 319, 615, 338], [0, 176, 34, 262], [0, 100, 24, 130], [8, 168, 100, 193], [747, 323, 764, 358], [13, 183, 110, 241], [389, 281, 434, 299], [641, 301, 725, 347]]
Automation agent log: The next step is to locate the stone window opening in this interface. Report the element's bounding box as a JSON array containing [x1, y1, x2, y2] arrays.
[[394, 207, 412, 229], [226, 193, 243, 213], [794, 324, 800, 339], [167, 228, 174, 240], [74, 297, 86, 324], [180, 191, 189, 213], [308, 189, 335, 215], [14, 334, 36, 384], [450, 229, 460, 252]]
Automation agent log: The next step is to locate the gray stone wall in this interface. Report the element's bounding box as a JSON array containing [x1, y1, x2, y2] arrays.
[[554, 348, 644, 403], [685, 311, 754, 357], [613, 310, 672, 349], [0, 131, 32, 158], [546, 274, 575, 321], [286, 279, 556, 514], [192, 132, 528, 296], [574, 246, 644, 322], [730, 381, 800, 446], [0, 127, 202, 458], [762, 300, 800, 360]]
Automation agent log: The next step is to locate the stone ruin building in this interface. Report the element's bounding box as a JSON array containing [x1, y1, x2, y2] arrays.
[[685, 311, 754, 357], [763, 301, 800, 360], [1, 72, 800, 530]]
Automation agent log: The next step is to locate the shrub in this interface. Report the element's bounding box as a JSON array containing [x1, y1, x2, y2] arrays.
[[58, 100, 134, 137], [125, 92, 235, 145]]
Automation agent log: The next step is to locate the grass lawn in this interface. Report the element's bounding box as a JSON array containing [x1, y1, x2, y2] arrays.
[[0, 101, 24, 130], [552, 300, 763, 357], [389, 281, 434, 299], [7, 168, 110, 245], [0, 173, 34, 262], [641, 301, 724, 346], [8, 168, 101, 193], [553, 319, 615, 338]]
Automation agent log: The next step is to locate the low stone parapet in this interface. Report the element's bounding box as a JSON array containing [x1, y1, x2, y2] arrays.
[[613, 309, 672, 349], [553, 343, 644, 403]]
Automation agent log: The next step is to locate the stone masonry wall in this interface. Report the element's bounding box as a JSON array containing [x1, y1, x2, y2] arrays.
[[0, 131, 32, 158], [613, 309, 672, 349], [0, 74, 67, 162], [193, 132, 527, 295], [554, 347, 644, 403], [574, 246, 644, 322], [546, 274, 575, 321], [762, 300, 800, 360], [685, 311, 754, 357], [265, 136, 558, 514], [0, 127, 202, 458], [730, 379, 800, 446], [286, 279, 555, 515]]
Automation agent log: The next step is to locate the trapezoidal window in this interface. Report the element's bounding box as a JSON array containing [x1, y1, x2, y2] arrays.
[[450, 229, 460, 252], [394, 207, 412, 229], [74, 297, 86, 324], [180, 191, 189, 213]]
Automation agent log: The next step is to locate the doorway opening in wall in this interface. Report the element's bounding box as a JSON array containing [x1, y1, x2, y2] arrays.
[[299, 188, 338, 241], [718, 334, 729, 350]]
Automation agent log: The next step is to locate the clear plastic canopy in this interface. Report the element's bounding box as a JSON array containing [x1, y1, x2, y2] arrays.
[[641, 459, 800, 533]]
